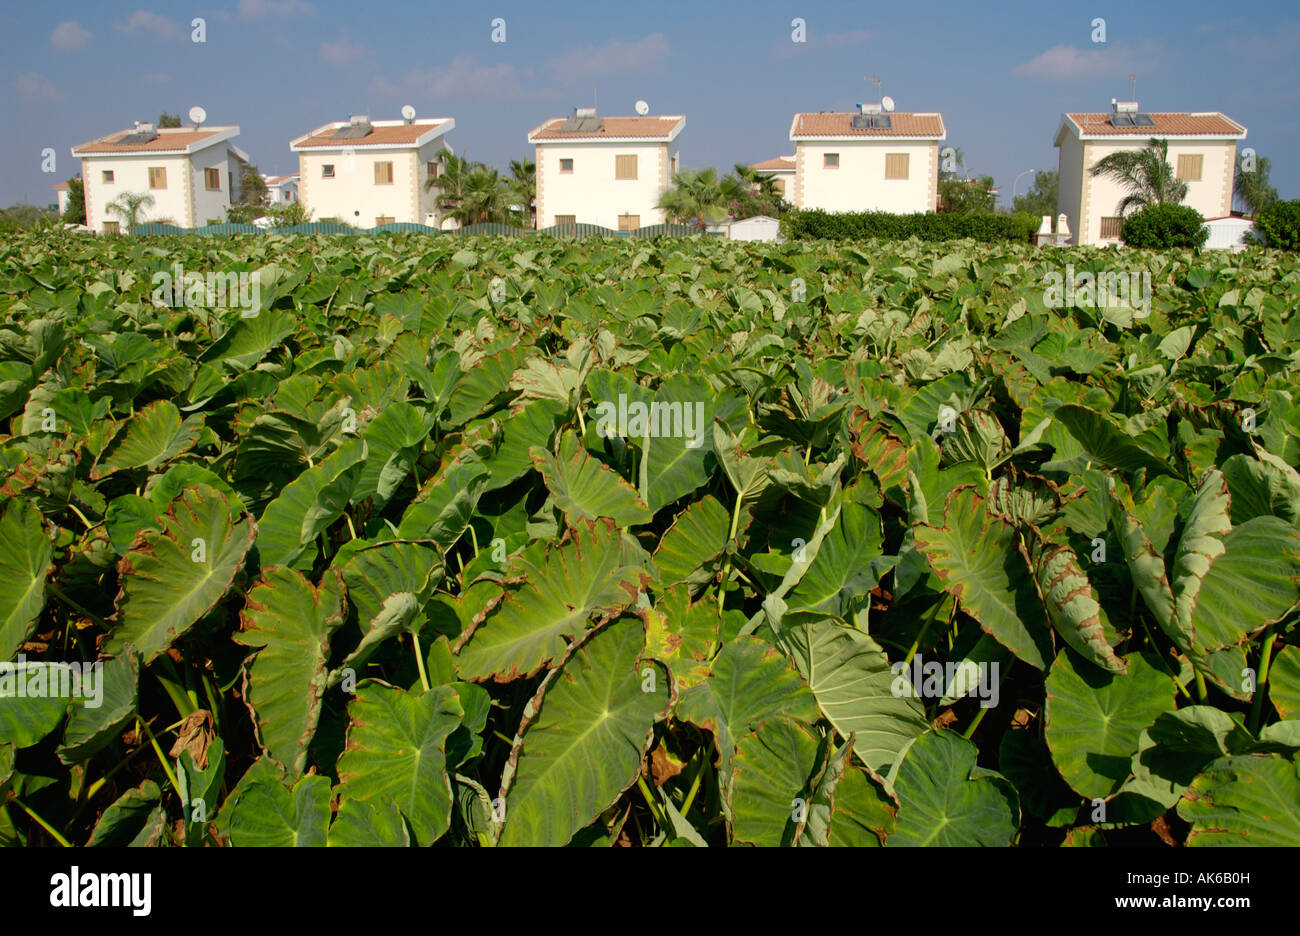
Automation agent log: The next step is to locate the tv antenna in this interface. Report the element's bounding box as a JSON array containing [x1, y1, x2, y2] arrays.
[[867, 75, 882, 103], [1128, 74, 1137, 100]]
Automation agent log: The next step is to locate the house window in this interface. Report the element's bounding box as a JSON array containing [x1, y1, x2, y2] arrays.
[[618, 214, 640, 231], [671, 153, 679, 175], [375, 161, 394, 185], [148, 167, 167, 189], [773, 178, 786, 196], [428, 161, 441, 179], [554, 214, 576, 226], [322, 164, 335, 178], [615, 155, 638, 180], [559, 158, 574, 173], [1176, 154, 1203, 181], [885, 153, 910, 179], [205, 168, 221, 190], [824, 153, 839, 169], [376, 216, 395, 226], [103, 221, 119, 235], [1100, 217, 1124, 239], [102, 170, 115, 183]]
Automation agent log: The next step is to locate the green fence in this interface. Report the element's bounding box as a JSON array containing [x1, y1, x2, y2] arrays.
[[132, 221, 703, 238]]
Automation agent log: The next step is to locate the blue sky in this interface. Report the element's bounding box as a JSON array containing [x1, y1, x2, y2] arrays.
[[3, 0, 1299, 209]]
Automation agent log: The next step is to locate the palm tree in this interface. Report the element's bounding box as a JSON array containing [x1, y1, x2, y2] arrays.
[[1233, 154, 1277, 217], [463, 167, 513, 224], [508, 158, 535, 228], [734, 163, 779, 198], [425, 152, 479, 226], [105, 191, 155, 231], [1089, 138, 1187, 216], [657, 168, 745, 230]]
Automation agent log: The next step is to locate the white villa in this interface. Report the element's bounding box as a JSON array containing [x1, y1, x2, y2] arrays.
[[263, 173, 299, 205], [290, 114, 455, 228], [787, 106, 946, 213], [527, 109, 685, 231], [70, 122, 248, 233], [749, 156, 795, 198], [52, 179, 75, 216], [1054, 103, 1248, 246]]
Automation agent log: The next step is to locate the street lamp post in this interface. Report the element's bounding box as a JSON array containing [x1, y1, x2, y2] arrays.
[[1012, 169, 1037, 207]]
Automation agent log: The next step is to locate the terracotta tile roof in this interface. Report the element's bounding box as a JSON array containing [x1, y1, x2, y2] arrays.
[[293, 120, 451, 148], [1065, 112, 1245, 137], [751, 157, 795, 171], [530, 116, 684, 141], [52, 181, 71, 190], [72, 128, 227, 154], [791, 112, 945, 138], [263, 174, 298, 185]]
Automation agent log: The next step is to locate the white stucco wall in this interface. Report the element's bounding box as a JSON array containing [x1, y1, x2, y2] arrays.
[[298, 147, 430, 226], [794, 140, 937, 213], [1055, 135, 1085, 246], [189, 145, 238, 225], [1068, 138, 1237, 245], [535, 140, 677, 229], [80, 153, 193, 232]]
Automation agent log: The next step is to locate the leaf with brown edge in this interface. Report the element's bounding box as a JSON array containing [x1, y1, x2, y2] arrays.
[[234, 566, 348, 775], [847, 410, 910, 496], [453, 519, 646, 682], [1028, 527, 1126, 674], [913, 486, 1053, 669], [104, 484, 255, 664], [530, 429, 652, 528]]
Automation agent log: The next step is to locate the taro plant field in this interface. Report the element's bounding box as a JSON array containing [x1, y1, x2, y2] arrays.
[[1, 229, 1300, 848]]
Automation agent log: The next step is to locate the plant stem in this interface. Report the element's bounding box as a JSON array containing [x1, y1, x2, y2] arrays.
[[139, 717, 182, 800], [344, 512, 358, 540], [680, 756, 707, 816], [1194, 671, 1207, 703], [962, 704, 991, 740], [716, 493, 746, 613], [1248, 630, 1278, 735], [66, 503, 96, 532], [903, 600, 943, 667], [14, 799, 71, 847], [635, 774, 666, 829], [46, 583, 109, 628], [411, 629, 431, 693]]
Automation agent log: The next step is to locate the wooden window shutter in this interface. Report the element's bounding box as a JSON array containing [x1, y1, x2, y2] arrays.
[[148, 167, 167, 189], [1100, 217, 1124, 238], [885, 153, 909, 179], [1176, 154, 1203, 181], [618, 214, 640, 231], [375, 161, 394, 184], [615, 155, 638, 179]]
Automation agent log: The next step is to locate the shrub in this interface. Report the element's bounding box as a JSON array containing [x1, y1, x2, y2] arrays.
[[1254, 200, 1300, 251], [780, 209, 1037, 243], [1119, 204, 1208, 248]]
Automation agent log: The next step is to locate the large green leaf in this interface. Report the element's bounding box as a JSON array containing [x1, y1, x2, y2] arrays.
[[57, 653, 139, 764], [890, 730, 1020, 846], [396, 462, 489, 548], [0, 498, 52, 660], [497, 618, 670, 846], [676, 635, 820, 780], [328, 796, 410, 847], [454, 520, 645, 682], [1027, 530, 1126, 674], [643, 586, 721, 692], [827, 758, 897, 846], [256, 438, 367, 570], [91, 400, 203, 479], [0, 676, 68, 748], [1270, 645, 1300, 720], [785, 502, 890, 617], [86, 780, 164, 847], [105, 484, 254, 663], [1044, 650, 1177, 799], [914, 487, 1052, 669], [353, 401, 433, 508], [336, 682, 465, 846], [651, 494, 730, 590], [227, 762, 331, 847], [729, 716, 822, 846], [779, 617, 927, 773], [1178, 754, 1300, 846], [234, 567, 347, 774], [532, 430, 652, 528], [1052, 404, 1173, 477]]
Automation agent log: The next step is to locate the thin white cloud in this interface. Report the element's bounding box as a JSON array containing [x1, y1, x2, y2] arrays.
[[115, 10, 184, 42], [370, 58, 537, 99], [319, 32, 366, 66], [50, 20, 92, 52], [17, 72, 66, 106], [238, 0, 313, 18], [772, 28, 872, 58], [1011, 42, 1162, 80], [545, 33, 670, 78]]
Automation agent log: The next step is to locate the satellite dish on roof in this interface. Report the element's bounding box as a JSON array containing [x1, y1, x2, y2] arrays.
[[401, 104, 416, 122], [881, 96, 895, 113], [635, 100, 649, 116], [189, 105, 207, 126]]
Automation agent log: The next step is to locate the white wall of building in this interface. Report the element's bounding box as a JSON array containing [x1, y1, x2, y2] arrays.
[[81, 153, 193, 232], [535, 140, 677, 229], [189, 145, 239, 225], [1064, 137, 1237, 245], [794, 140, 938, 213], [298, 139, 447, 226]]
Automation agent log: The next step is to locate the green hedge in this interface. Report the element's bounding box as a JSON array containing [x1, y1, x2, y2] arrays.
[[1119, 204, 1208, 249], [779, 209, 1039, 243], [1254, 200, 1300, 251]]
